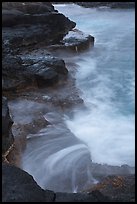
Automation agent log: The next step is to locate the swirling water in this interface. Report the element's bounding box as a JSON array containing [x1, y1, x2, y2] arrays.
[[21, 4, 135, 192], [55, 3, 135, 166]]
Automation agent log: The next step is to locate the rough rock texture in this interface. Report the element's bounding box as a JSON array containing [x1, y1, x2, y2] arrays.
[[3, 164, 134, 202], [2, 54, 68, 91], [88, 175, 135, 202], [55, 191, 111, 202], [91, 163, 135, 180], [75, 2, 135, 9], [2, 2, 76, 49], [2, 2, 76, 92], [2, 163, 55, 202], [2, 164, 111, 202], [2, 97, 14, 154], [48, 29, 94, 52]]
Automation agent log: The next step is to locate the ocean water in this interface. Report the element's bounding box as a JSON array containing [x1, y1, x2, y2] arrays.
[[55, 3, 135, 167], [21, 4, 135, 192]]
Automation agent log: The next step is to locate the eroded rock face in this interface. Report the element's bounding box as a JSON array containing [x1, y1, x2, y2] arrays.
[[2, 54, 68, 91], [48, 29, 94, 52], [2, 163, 55, 202], [2, 97, 14, 154], [2, 163, 135, 202], [2, 2, 74, 92], [2, 163, 112, 202], [2, 2, 76, 49], [89, 175, 135, 202]]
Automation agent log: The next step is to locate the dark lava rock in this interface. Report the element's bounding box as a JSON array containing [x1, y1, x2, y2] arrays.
[[2, 54, 68, 91], [62, 29, 94, 51], [2, 2, 55, 15], [43, 57, 68, 75], [35, 68, 59, 87], [2, 97, 14, 154], [24, 55, 68, 88], [88, 175, 135, 202], [48, 29, 94, 52], [2, 55, 27, 91], [55, 191, 111, 202], [2, 2, 76, 49], [75, 2, 135, 9], [2, 163, 55, 202], [2, 163, 134, 202], [91, 163, 135, 180]]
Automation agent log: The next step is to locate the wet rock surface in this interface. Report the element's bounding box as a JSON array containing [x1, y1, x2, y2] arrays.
[[48, 29, 94, 52], [88, 175, 135, 202], [2, 2, 76, 49], [3, 163, 134, 202]]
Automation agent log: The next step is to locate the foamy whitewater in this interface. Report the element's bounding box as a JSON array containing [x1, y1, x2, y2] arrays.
[[55, 3, 135, 167], [21, 4, 135, 192]]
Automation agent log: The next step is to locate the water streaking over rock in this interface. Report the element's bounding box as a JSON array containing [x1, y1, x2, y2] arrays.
[[55, 4, 135, 167], [22, 112, 97, 192]]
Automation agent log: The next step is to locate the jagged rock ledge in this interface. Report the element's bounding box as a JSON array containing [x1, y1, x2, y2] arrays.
[[47, 29, 94, 52], [2, 163, 135, 202], [2, 2, 76, 49]]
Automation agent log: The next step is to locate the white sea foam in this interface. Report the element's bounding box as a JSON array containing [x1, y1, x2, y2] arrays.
[[55, 4, 135, 167]]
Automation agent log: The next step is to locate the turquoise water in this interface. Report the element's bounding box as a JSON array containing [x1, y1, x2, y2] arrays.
[[55, 4, 135, 166]]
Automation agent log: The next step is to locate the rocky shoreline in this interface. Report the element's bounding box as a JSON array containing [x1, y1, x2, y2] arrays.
[[75, 2, 135, 9], [2, 2, 135, 202]]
